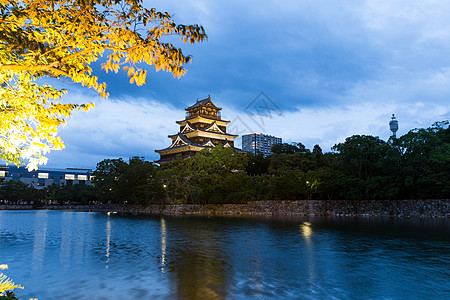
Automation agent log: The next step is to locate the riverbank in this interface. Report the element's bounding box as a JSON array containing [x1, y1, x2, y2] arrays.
[[1, 199, 449, 218]]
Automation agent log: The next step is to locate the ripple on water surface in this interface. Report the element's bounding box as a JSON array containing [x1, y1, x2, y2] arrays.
[[0, 211, 449, 299]]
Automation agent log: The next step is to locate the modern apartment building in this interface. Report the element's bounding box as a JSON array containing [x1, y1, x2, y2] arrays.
[[242, 133, 282, 156]]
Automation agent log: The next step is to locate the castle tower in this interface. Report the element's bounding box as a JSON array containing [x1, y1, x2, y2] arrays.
[[389, 114, 399, 138], [155, 95, 239, 164]]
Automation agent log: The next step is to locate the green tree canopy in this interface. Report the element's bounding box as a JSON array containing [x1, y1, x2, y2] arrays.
[[271, 142, 308, 154], [391, 121, 450, 198], [332, 135, 389, 199], [92, 156, 163, 204], [162, 146, 251, 204], [0, 0, 207, 169]]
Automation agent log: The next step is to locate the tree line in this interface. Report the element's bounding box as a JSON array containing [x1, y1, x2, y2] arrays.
[[1, 121, 448, 205], [0, 181, 98, 207]]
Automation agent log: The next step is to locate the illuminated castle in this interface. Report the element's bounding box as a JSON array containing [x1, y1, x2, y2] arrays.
[[155, 96, 239, 164]]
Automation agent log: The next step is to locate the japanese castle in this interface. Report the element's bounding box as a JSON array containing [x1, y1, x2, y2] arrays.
[[155, 95, 240, 164]]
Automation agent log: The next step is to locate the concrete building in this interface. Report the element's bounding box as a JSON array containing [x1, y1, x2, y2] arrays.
[[242, 133, 282, 156], [0, 165, 93, 189]]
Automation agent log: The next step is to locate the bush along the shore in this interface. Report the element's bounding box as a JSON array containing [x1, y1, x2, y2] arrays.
[[1, 121, 449, 205]]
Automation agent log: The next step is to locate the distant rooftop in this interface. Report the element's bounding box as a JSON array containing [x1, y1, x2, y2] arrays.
[[1, 165, 93, 173], [243, 132, 282, 139]]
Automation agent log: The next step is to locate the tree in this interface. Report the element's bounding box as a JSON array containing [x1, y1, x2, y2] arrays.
[[0, 265, 23, 299], [118, 156, 163, 204], [0, 0, 207, 169], [162, 146, 251, 204], [92, 158, 127, 203], [271, 142, 307, 154], [246, 152, 270, 176], [332, 135, 389, 199], [268, 151, 317, 175], [391, 121, 450, 198], [0, 180, 32, 203], [92, 156, 163, 204], [268, 169, 307, 200]]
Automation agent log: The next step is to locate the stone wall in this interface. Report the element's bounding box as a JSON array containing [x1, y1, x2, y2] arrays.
[[0, 204, 91, 210], [1, 200, 449, 218], [93, 199, 450, 218]]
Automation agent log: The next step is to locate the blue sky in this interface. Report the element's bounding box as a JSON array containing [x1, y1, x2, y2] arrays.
[[43, 0, 450, 169]]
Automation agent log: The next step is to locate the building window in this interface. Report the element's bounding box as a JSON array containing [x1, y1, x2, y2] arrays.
[[38, 173, 49, 179], [65, 174, 75, 180], [0, 171, 5, 178], [78, 175, 88, 181]]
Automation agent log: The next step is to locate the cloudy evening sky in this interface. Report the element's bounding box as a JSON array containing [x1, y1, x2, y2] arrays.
[[43, 0, 450, 169]]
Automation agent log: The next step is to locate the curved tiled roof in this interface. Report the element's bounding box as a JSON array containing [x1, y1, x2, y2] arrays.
[[186, 95, 222, 110], [203, 121, 224, 134], [156, 132, 242, 153], [181, 121, 197, 133], [177, 115, 230, 124], [201, 139, 216, 147], [156, 133, 203, 152], [169, 128, 238, 139]]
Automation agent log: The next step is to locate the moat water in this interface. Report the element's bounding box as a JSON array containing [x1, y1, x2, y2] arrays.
[[0, 210, 449, 299]]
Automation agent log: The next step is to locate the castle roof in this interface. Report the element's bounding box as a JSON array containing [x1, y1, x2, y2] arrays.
[[185, 95, 222, 111], [169, 125, 238, 139], [155, 133, 242, 153], [177, 115, 230, 125], [156, 133, 204, 152]]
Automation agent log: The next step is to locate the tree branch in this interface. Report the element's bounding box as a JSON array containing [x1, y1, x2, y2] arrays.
[[0, 62, 58, 72]]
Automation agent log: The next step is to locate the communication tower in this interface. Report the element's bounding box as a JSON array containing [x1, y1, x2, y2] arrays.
[[389, 114, 399, 138]]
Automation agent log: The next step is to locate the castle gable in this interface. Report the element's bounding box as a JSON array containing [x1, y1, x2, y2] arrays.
[[201, 140, 216, 147], [181, 122, 196, 133], [169, 134, 190, 148], [204, 122, 225, 134]]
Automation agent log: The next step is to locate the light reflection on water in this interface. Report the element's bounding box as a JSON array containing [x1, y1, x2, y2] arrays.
[[105, 217, 111, 269], [160, 216, 166, 273], [31, 210, 47, 272], [0, 211, 449, 299], [300, 221, 315, 292]]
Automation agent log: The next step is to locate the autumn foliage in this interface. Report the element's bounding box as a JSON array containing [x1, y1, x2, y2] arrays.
[[0, 0, 207, 169]]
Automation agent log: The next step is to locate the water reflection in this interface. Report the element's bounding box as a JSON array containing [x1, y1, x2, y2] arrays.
[[72, 214, 85, 265], [0, 212, 448, 299], [300, 221, 313, 241], [105, 217, 111, 269], [300, 221, 316, 289], [166, 218, 229, 300], [60, 212, 73, 265], [160, 216, 167, 273], [31, 210, 48, 272]]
